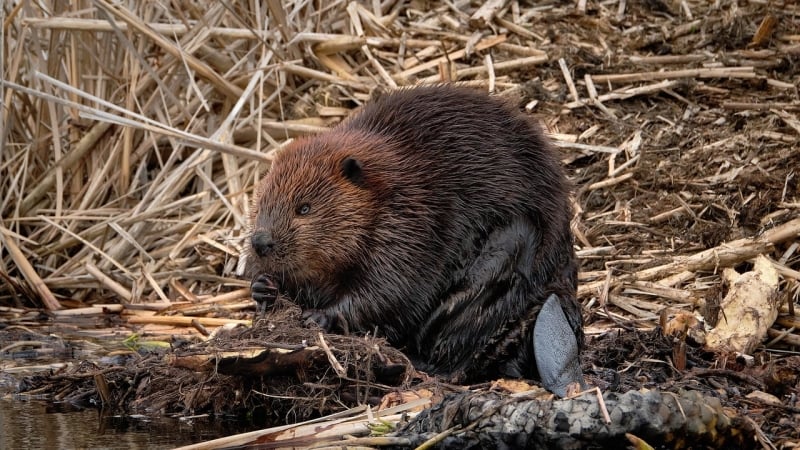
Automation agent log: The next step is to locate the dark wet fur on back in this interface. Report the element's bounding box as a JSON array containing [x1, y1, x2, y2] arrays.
[[248, 85, 581, 383]]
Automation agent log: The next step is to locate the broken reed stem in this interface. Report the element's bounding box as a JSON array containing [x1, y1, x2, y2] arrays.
[[172, 403, 423, 450], [587, 173, 634, 191], [24, 17, 262, 39], [0, 227, 62, 310], [723, 102, 800, 111], [628, 54, 708, 64], [318, 332, 347, 378], [126, 316, 251, 327], [51, 304, 124, 316], [198, 288, 251, 304], [469, 0, 508, 28], [85, 262, 132, 302], [18, 122, 113, 216], [567, 80, 680, 109], [395, 34, 507, 80], [649, 205, 701, 224], [420, 54, 547, 83], [558, 58, 580, 103], [591, 66, 756, 84], [552, 140, 621, 154]]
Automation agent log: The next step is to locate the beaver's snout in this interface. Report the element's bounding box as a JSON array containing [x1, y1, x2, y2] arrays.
[[251, 232, 275, 257]]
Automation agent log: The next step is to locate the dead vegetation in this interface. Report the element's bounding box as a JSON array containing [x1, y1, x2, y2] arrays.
[[1, 0, 799, 448]]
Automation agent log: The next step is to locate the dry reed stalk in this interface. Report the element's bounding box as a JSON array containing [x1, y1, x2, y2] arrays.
[[628, 54, 709, 65], [723, 102, 800, 111], [126, 316, 250, 327], [0, 0, 797, 353], [96, 0, 242, 98], [84, 262, 132, 302], [419, 54, 547, 83], [394, 34, 507, 80], [0, 227, 61, 310], [566, 80, 681, 109], [51, 304, 124, 316], [173, 400, 427, 450], [591, 67, 757, 84], [469, 0, 508, 28], [24, 18, 264, 40]]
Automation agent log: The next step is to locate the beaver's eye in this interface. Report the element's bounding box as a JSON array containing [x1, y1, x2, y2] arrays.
[[296, 203, 311, 216]]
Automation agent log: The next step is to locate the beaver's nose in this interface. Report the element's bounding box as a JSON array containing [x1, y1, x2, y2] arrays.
[[251, 232, 275, 257]]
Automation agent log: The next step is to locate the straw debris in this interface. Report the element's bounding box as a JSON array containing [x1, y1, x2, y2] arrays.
[[1, 0, 799, 447]]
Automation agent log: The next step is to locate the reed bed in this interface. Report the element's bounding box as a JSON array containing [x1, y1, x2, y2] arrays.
[[1, 0, 799, 337], [2, 0, 800, 446], [2, 0, 800, 341]]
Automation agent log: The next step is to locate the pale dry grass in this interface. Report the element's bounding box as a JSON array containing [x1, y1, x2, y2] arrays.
[[1, 0, 798, 345]]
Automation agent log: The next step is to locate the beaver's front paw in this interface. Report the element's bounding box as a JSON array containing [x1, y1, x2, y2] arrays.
[[302, 309, 350, 334], [301, 309, 335, 331], [251, 274, 279, 315]]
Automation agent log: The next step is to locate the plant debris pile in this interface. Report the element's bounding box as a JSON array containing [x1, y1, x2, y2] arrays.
[[16, 300, 415, 423]]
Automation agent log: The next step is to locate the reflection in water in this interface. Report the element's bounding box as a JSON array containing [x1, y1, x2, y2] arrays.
[[0, 329, 268, 448], [0, 399, 255, 449]]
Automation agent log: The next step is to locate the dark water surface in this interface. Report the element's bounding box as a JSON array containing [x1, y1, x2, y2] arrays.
[[0, 398, 255, 449], [0, 327, 265, 448]]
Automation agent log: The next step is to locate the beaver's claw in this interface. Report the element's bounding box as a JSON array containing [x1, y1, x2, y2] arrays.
[[251, 274, 279, 316], [301, 309, 350, 335], [302, 309, 333, 330]]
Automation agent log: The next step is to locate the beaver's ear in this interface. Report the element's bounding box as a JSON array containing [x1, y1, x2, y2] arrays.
[[341, 157, 364, 186]]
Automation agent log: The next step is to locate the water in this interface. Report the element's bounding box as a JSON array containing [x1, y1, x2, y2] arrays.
[[0, 326, 264, 448], [0, 398, 254, 449], [0, 325, 275, 449]]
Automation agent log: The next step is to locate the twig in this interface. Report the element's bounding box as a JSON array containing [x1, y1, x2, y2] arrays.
[[318, 332, 347, 378]]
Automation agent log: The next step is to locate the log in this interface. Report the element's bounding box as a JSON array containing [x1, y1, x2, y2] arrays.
[[394, 389, 756, 449]]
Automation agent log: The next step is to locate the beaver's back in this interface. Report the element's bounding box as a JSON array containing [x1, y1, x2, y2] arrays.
[[339, 86, 572, 276], [342, 87, 569, 219]]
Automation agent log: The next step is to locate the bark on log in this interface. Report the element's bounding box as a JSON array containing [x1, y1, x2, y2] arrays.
[[394, 389, 757, 449]]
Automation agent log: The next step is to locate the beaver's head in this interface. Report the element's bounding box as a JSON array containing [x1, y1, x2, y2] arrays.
[[248, 131, 383, 291]]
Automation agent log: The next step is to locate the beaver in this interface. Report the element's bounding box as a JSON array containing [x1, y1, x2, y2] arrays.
[[247, 85, 584, 396]]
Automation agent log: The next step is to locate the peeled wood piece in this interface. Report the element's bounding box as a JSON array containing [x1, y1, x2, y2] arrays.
[[169, 347, 326, 376], [396, 389, 756, 449], [469, 0, 508, 28], [705, 255, 780, 354]]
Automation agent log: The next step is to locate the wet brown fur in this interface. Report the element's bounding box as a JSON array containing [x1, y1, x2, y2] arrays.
[[247, 85, 581, 383]]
